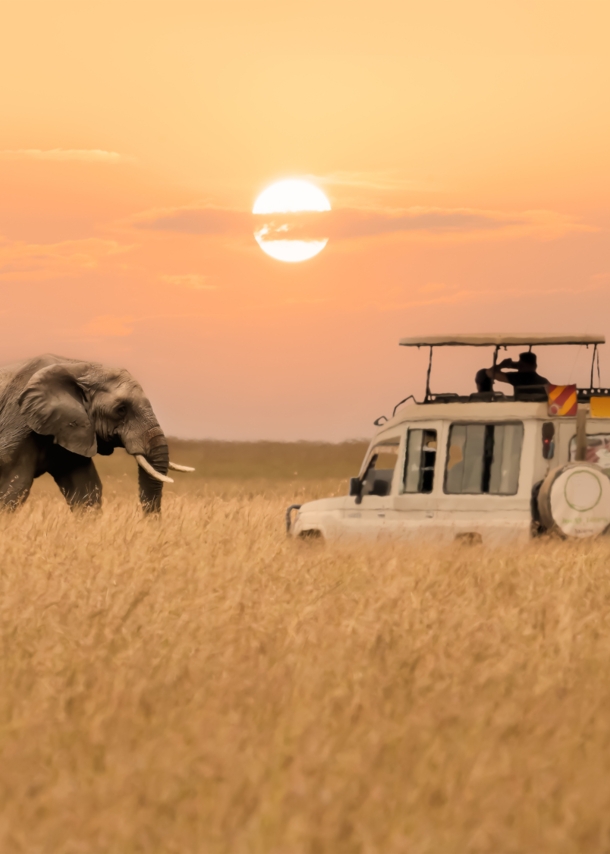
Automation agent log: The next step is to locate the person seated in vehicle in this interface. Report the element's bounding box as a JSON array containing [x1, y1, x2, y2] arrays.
[[474, 368, 493, 392], [484, 351, 549, 389]]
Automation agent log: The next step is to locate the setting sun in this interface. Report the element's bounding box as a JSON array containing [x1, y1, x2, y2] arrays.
[[253, 179, 331, 263]]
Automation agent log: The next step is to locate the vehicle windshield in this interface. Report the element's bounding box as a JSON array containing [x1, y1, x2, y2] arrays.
[[361, 440, 399, 497]]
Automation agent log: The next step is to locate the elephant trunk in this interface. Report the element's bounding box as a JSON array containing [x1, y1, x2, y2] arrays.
[[137, 425, 170, 514]]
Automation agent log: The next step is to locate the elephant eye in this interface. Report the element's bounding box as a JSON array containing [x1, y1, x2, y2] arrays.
[[115, 403, 127, 418]]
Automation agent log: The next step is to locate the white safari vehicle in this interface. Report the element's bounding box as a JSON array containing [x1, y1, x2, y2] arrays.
[[287, 334, 610, 544]]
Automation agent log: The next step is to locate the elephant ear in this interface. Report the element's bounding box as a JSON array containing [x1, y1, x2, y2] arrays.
[[18, 364, 97, 457]]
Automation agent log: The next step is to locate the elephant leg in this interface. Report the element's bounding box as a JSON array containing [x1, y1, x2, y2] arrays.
[[48, 454, 102, 511], [0, 458, 36, 510]]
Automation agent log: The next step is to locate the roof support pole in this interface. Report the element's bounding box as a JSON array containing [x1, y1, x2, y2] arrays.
[[597, 346, 602, 386], [425, 346, 434, 402], [575, 407, 588, 461], [590, 343, 598, 388], [491, 345, 499, 393]]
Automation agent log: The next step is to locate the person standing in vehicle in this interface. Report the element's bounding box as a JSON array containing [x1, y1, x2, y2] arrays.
[[485, 351, 549, 389]]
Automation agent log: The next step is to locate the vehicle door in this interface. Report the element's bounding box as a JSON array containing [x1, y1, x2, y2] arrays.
[[342, 432, 403, 536], [387, 421, 444, 539]]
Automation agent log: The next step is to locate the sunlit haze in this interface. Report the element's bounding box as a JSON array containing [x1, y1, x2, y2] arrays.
[[1, 1, 609, 439]]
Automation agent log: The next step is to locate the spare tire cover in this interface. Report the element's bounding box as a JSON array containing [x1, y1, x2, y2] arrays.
[[537, 462, 610, 538]]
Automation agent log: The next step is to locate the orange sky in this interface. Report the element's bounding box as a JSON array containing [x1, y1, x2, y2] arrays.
[[1, 1, 609, 439]]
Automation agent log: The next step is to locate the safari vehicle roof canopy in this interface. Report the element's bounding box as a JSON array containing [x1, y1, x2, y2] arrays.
[[384, 332, 609, 414], [399, 333, 605, 347]]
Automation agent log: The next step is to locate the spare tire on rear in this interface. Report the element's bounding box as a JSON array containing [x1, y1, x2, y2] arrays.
[[537, 462, 610, 538]]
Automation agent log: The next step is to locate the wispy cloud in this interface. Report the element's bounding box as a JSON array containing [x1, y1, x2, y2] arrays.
[[379, 279, 610, 311], [133, 206, 251, 235], [161, 274, 216, 290], [132, 203, 586, 244], [313, 171, 433, 192], [0, 235, 129, 280], [255, 208, 521, 241], [0, 149, 130, 163]]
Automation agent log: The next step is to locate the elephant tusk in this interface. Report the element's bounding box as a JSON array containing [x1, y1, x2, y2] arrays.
[[135, 454, 174, 483], [168, 462, 195, 472]]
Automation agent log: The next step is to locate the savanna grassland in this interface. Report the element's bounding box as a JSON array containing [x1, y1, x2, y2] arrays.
[[2, 440, 610, 853]]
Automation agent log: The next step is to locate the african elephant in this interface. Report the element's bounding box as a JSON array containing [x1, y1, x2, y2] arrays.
[[0, 354, 193, 512]]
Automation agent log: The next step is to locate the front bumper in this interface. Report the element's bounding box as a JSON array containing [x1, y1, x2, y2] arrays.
[[285, 503, 302, 535]]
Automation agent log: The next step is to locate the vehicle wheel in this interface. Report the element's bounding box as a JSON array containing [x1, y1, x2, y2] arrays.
[[455, 532, 482, 545], [298, 529, 324, 542], [530, 480, 544, 536], [537, 462, 610, 538]]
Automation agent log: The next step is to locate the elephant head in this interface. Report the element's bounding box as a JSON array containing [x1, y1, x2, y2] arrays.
[[17, 360, 192, 512]]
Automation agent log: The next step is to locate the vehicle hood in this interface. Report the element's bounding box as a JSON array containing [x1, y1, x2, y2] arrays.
[[298, 496, 348, 513]]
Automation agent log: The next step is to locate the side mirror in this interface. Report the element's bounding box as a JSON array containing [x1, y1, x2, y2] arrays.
[[349, 477, 361, 497]]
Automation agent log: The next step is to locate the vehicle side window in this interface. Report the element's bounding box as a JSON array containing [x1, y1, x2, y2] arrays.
[[445, 422, 523, 495], [361, 441, 399, 497], [569, 434, 610, 469], [403, 429, 437, 493]]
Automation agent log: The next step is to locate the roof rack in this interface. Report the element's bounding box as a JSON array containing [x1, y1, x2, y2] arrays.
[[400, 333, 605, 347], [398, 333, 606, 402], [579, 388, 610, 401]]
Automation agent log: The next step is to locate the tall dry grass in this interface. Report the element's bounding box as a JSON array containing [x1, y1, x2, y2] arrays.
[[2, 442, 610, 853]]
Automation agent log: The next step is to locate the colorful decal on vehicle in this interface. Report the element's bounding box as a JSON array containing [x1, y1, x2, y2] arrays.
[[590, 397, 610, 419], [547, 384, 578, 416]]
